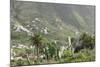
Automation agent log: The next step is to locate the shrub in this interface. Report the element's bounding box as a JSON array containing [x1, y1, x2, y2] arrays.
[[79, 33, 95, 49], [74, 33, 95, 53]]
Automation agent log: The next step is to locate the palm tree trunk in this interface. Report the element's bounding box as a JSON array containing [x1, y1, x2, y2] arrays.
[[37, 44, 39, 61], [26, 54, 31, 65]]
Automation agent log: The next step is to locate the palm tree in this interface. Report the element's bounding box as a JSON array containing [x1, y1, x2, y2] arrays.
[[32, 33, 46, 61]]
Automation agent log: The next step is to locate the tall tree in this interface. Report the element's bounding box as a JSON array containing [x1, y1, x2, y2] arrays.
[[32, 33, 47, 61]]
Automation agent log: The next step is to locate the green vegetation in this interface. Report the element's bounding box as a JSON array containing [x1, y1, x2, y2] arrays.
[[11, 32, 95, 67], [10, 1, 95, 66]]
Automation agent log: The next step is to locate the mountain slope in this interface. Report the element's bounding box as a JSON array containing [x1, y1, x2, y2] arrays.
[[10, 1, 95, 45]]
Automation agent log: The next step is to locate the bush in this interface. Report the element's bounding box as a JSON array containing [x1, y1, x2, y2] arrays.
[[62, 50, 73, 58], [74, 33, 95, 53], [61, 50, 73, 62], [61, 49, 95, 63], [73, 49, 95, 62], [79, 33, 95, 49]]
